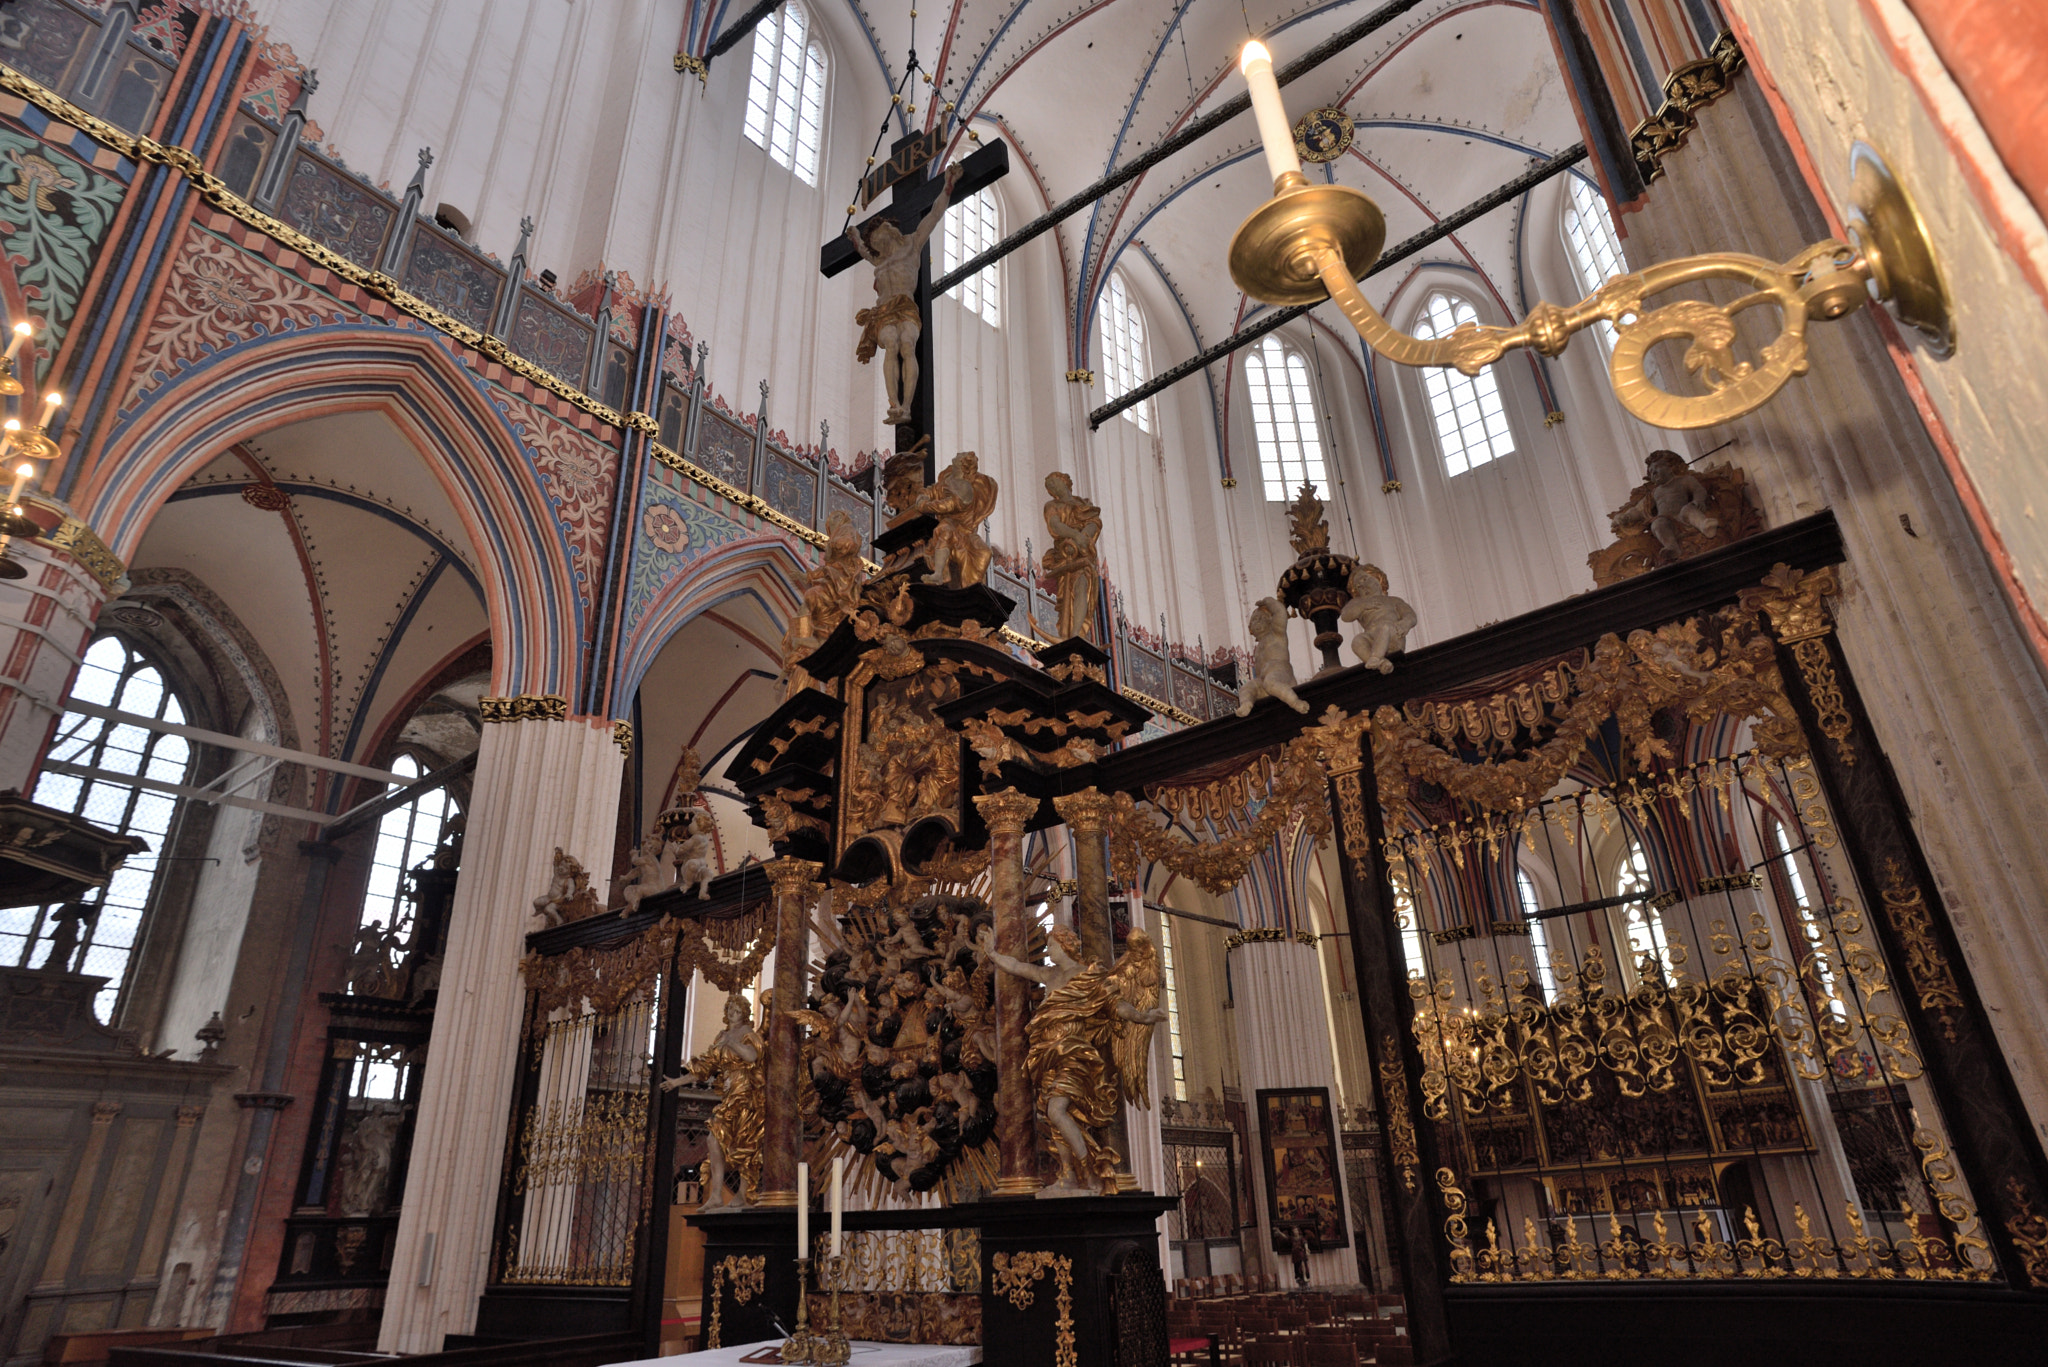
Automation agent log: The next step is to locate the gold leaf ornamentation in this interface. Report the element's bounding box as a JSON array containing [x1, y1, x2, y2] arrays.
[[989, 1251, 1075, 1367], [1877, 860, 1964, 1043], [1378, 1032, 1419, 1194]]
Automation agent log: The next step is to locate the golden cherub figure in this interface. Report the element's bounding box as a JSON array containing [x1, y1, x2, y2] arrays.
[[914, 451, 998, 588], [976, 924, 1166, 1196]]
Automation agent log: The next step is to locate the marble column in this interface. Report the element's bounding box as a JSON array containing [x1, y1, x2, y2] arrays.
[[1052, 788, 1118, 969], [377, 712, 623, 1354], [757, 858, 821, 1207], [0, 521, 116, 790], [974, 787, 1040, 1196], [1231, 936, 1359, 1289]]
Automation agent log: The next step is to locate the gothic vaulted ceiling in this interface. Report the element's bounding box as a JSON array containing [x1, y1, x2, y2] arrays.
[[833, 0, 1578, 368]]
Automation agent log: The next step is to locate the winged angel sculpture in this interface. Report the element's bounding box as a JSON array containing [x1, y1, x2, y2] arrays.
[[977, 924, 1167, 1197]]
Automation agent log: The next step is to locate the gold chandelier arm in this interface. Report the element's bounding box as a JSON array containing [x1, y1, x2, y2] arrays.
[[1311, 238, 1873, 431]]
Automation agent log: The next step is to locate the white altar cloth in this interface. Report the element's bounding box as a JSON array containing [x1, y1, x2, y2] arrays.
[[606, 1340, 982, 1366]]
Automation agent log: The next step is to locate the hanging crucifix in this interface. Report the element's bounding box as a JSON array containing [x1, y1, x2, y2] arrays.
[[820, 128, 1009, 482]]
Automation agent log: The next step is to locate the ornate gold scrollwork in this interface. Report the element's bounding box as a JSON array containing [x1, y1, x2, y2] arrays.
[[1223, 926, 1318, 952], [610, 720, 633, 758], [989, 1251, 1075, 1367], [707, 1254, 767, 1349], [1877, 860, 1964, 1043], [2004, 1177, 2048, 1288], [1740, 565, 1854, 764], [46, 518, 127, 593], [479, 694, 569, 723], [1106, 734, 1335, 893], [1377, 1033, 1419, 1194]]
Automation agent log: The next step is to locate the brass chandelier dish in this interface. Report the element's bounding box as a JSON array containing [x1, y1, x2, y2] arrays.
[[1226, 43, 1953, 431]]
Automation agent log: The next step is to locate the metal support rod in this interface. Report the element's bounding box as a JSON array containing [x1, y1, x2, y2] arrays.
[[929, 0, 1428, 296], [55, 696, 411, 784], [1088, 142, 1588, 428], [705, 0, 785, 63], [318, 750, 479, 843]]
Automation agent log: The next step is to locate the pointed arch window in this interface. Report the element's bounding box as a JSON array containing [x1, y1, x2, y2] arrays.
[[1099, 272, 1153, 433], [743, 2, 827, 185], [356, 753, 459, 943], [1156, 907, 1188, 1102], [1562, 174, 1627, 351], [1615, 839, 1673, 981], [4, 635, 189, 1022], [1516, 869, 1557, 1002], [1411, 291, 1514, 476], [943, 187, 1000, 327], [1243, 335, 1327, 502]]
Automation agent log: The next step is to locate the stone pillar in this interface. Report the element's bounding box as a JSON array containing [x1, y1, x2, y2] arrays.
[[757, 858, 821, 1208], [378, 710, 622, 1354], [974, 787, 1040, 1196], [1051, 788, 1118, 972], [0, 520, 118, 791], [1231, 936, 1358, 1289]]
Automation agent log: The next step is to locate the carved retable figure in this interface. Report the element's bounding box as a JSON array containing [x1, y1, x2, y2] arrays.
[[531, 847, 600, 927], [805, 508, 866, 634], [914, 451, 998, 588], [1613, 449, 1720, 563], [847, 161, 962, 425], [1041, 471, 1103, 642], [671, 809, 717, 899], [1236, 597, 1311, 715], [976, 924, 1166, 1196], [1340, 562, 1418, 673], [661, 994, 765, 1209]]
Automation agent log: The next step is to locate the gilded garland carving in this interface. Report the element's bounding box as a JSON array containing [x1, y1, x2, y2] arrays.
[[1877, 859, 1964, 1043], [1373, 617, 1802, 834], [1223, 927, 1319, 952], [480, 694, 569, 723], [1106, 732, 1334, 894], [2004, 1177, 2048, 1288], [989, 1251, 1076, 1367], [1377, 1033, 1420, 1194], [521, 925, 678, 1041], [707, 1254, 767, 1349]]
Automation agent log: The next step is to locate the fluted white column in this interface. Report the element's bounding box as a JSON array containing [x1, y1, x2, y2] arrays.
[[0, 531, 111, 790], [1124, 901, 1170, 1271], [379, 713, 623, 1352], [1231, 937, 1357, 1289]]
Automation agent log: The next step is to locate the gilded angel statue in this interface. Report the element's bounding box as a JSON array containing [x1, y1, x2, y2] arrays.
[[976, 924, 1167, 1197], [660, 994, 765, 1209], [915, 452, 998, 588]]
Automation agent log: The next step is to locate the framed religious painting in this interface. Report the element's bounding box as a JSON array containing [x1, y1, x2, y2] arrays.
[[1254, 1086, 1349, 1252]]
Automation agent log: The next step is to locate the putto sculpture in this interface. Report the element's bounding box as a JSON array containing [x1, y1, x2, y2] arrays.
[[1041, 471, 1103, 642], [1236, 596, 1311, 715], [1612, 449, 1720, 564], [1340, 562, 1417, 673]]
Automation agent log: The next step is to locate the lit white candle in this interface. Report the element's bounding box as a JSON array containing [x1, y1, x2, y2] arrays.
[[797, 1161, 810, 1257], [3, 322, 30, 365], [1239, 41, 1302, 186], [829, 1155, 845, 1256], [0, 419, 20, 462], [5, 461, 32, 507], [35, 391, 61, 430]]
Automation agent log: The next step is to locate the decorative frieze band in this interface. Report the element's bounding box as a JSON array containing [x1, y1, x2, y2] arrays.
[[478, 694, 567, 724]]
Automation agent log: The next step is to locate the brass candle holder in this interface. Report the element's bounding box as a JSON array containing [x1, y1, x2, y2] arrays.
[[813, 1253, 849, 1365], [1226, 141, 1952, 430], [778, 1257, 817, 1363]]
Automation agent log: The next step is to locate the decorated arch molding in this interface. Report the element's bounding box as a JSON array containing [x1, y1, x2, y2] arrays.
[[611, 531, 811, 717]]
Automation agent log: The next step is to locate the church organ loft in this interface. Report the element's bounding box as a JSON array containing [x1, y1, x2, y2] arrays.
[[0, 2, 2045, 1365]]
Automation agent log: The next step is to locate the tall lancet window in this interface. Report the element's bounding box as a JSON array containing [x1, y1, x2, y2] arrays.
[[4, 635, 189, 1022], [1243, 336, 1327, 502], [1099, 272, 1153, 433], [1562, 174, 1627, 350], [943, 187, 1000, 326], [1412, 290, 1514, 476], [355, 754, 459, 945], [743, 3, 827, 184]]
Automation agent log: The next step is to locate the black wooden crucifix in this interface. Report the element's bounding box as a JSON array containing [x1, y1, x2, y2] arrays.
[[820, 130, 1008, 482]]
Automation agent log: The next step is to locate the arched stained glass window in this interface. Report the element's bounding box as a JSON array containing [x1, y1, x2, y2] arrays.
[[943, 187, 1000, 326], [743, 3, 827, 184], [356, 753, 458, 943], [4, 635, 189, 1021], [1244, 336, 1327, 502], [1412, 291, 1514, 476], [1099, 272, 1153, 433], [1616, 839, 1673, 980], [1563, 174, 1627, 351]]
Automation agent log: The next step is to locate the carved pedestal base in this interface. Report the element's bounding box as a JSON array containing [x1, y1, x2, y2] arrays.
[[978, 1195, 1174, 1367]]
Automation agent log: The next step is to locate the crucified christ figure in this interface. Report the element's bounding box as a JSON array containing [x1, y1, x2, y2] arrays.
[[847, 160, 963, 426]]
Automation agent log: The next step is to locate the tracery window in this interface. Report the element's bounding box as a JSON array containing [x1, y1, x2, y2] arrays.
[[1156, 907, 1188, 1101], [4, 635, 188, 1021], [1615, 839, 1673, 981], [1411, 291, 1514, 476], [1516, 869, 1557, 1002], [1562, 174, 1627, 350], [1771, 815, 1845, 1020], [1243, 336, 1327, 502], [743, 2, 827, 185], [942, 187, 1000, 327], [1099, 272, 1153, 433], [356, 753, 458, 943]]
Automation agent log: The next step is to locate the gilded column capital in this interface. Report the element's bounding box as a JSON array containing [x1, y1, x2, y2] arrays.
[[1738, 563, 1840, 643], [764, 857, 824, 895], [1052, 787, 1119, 835], [478, 694, 568, 723], [974, 787, 1039, 834], [1302, 704, 1371, 776]]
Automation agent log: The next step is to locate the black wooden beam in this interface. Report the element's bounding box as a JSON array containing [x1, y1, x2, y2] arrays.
[[1087, 142, 1587, 428], [703, 0, 784, 63], [927, 0, 1430, 296]]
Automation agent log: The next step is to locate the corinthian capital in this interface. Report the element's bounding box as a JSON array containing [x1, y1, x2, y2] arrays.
[[974, 787, 1040, 835], [764, 858, 823, 895], [1052, 787, 1119, 835]]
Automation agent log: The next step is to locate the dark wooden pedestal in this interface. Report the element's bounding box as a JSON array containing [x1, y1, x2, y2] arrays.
[[690, 1194, 1175, 1363]]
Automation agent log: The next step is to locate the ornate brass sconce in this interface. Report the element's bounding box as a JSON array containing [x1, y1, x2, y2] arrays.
[[1228, 43, 1952, 430]]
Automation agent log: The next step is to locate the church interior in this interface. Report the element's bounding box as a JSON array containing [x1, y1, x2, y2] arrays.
[[0, 1, 2045, 1364]]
